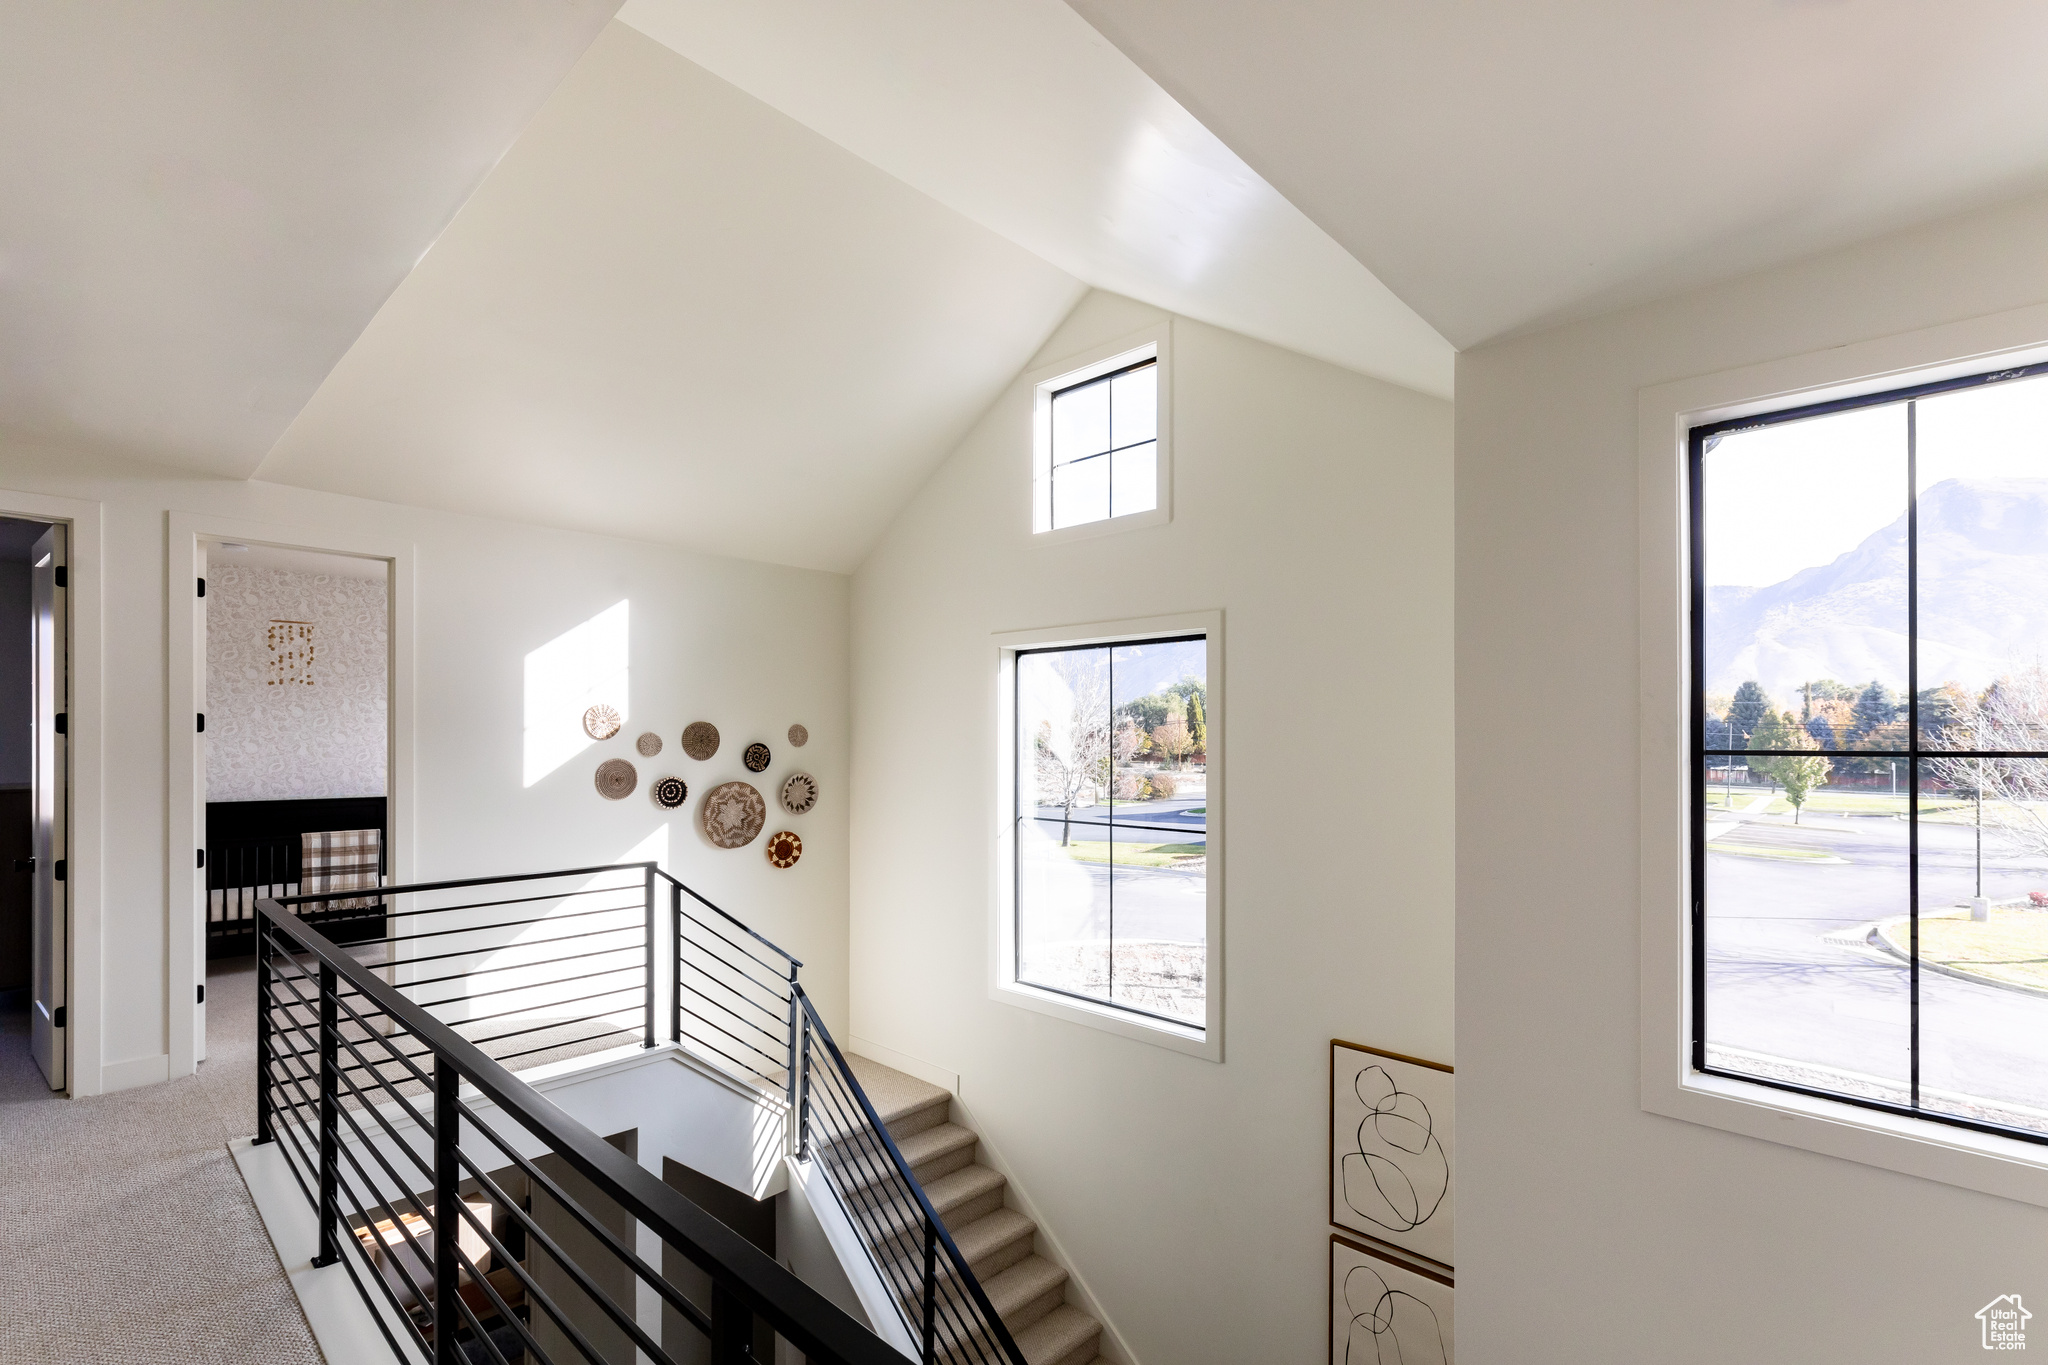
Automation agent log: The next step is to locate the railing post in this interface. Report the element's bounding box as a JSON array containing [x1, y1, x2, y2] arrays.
[[797, 1004, 813, 1162], [785, 962, 799, 1114], [921, 1217, 938, 1365], [434, 1062, 462, 1365], [254, 920, 273, 1145], [670, 881, 683, 1045], [312, 959, 340, 1267], [710, 1281, 750, 1364], [644, 864, 657, 1049]]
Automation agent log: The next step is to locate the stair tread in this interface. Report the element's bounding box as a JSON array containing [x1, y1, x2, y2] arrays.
[[1013, 1305, 1100, 1365], [924, 1162, 1006, 1212], [847, 1054, 951, 1127], [982, 1254, 1068, 1318], [896, 1122, 976, 1168], [949, 1206, 1036, 1262]]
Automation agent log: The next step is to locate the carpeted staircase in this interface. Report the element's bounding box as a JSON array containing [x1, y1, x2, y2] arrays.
[[847, 1056, 1106, 1365]]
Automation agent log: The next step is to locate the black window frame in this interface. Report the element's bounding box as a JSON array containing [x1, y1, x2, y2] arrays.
[[1012, 631, 1208, 1032], [1689, 356, 2048, 1147], [1046, 359, 1159, 531]]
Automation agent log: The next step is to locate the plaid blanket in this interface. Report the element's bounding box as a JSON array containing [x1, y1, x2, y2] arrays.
[[301, 828, 382, 911]]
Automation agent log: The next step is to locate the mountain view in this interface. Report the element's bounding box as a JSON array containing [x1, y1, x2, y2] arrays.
[[1705, 477, 2048, 703]]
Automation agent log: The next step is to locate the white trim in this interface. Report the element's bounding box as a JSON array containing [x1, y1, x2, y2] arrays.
[[0, 489, 102, 1094], [990, 610, 1222, 1062], [1029, 321, 1174, 542], [849, 1035, 959, 1095], [166, 511, 416, 1081], [1638, 298, 2048, 1204]]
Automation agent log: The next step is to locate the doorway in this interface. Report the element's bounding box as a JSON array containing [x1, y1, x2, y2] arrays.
[[198, 539, 391, 1065], [0, 515, 68, 1091]]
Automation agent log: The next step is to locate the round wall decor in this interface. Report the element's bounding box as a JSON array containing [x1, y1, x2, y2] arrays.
[[652, 776, 688, 809], [701, 781, 766, 848], [595, 758, 637, 800], [744, 742, 771, 772], [780, 772, 818, 815], [681, 721, 720, 761], [765, 830, 802, 869], [636, 732, 663, 757], [788, 723, 808, 748], [583, 705, 622, 741]]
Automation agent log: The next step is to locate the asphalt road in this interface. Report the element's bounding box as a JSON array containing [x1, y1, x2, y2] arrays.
[[1705, 803, 2048, 1121], [1021, 798, 1207, 946]]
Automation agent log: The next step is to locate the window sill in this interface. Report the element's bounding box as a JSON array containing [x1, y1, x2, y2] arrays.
[[990, 977, 1219, 1062]]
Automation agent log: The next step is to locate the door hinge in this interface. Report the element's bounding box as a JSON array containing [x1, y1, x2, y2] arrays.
[[196, 712, 205, 733], [53, 566, 66, 588], [54, 712, 65, 735], [196, 847, 205, 869], [53, 859, 65, 881], [197, 576, 206, 598], [52, 1005, 65, 1029], [196, 983, 205, 1005]]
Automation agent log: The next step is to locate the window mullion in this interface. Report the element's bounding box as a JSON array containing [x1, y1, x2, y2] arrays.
[[1906, 400, 1921, 1112]]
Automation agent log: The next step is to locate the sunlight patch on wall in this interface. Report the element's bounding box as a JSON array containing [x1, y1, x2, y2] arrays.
[[524, 599, 629, 787]]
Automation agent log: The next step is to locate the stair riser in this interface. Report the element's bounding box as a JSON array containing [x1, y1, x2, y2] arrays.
[[1036, 1335, 1101, 1365], [967, 1230, 1035, 1283], [910, 1142, 978, 1186], [939, 1184, 1007, 1232], [1000, 1281, 1066, 1335], [885, 1096, 952, 1142]]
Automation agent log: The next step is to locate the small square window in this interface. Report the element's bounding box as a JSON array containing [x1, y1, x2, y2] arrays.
[[1031, 327, 1171, 537]]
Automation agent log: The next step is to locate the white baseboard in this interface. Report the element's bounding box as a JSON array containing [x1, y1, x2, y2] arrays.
[[847, 1035, 958, 1094], [99, 1052, 170, 1092]]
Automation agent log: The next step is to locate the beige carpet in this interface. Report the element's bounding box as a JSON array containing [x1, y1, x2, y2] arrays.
[[0, 957, 324, 1365]]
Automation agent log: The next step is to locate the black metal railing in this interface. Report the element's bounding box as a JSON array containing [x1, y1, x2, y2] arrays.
[[795, 987, 1028, 1365], [254, 897, 904, 1365], [273, 864, 657, 1069], [666, 871, 799, 1103]]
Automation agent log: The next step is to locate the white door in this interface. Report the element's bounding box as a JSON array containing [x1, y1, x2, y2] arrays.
[[29, 523, 66, 1091]]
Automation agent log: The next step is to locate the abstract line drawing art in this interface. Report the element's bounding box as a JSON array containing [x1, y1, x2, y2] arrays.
[[1329, 1235, 1453, 1365], [1331, 1039, 1454, 1269]]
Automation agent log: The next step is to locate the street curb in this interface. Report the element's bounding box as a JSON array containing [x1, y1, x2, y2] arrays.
[[1856, 912, 2048, 1001]]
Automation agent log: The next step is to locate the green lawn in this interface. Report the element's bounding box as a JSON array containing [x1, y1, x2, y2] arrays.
[[1051, 840, 1207, 868], [1703, 788, 1971, 818], [1878, 909, 2048, 991]]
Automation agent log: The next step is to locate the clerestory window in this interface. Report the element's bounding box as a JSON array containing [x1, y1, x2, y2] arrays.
[[1692, 361, 2048, 1144]]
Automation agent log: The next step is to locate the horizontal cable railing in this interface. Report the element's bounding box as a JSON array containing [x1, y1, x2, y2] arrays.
[[795, 986, 1029, 1365], [255, 897, 904, 1365], [273, 864, 658, 1074], [663, 869, 800, 1103]]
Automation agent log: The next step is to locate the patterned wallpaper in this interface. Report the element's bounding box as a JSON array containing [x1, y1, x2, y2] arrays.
[[206, 563, 388, 802]]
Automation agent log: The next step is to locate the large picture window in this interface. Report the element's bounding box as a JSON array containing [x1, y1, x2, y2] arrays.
[[1692, 361, 2048, 1143], [1014, 633, 1208, 1031]]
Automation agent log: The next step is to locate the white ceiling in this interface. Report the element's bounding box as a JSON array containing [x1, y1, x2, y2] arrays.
[[1067, 0, 2048, 348], [254, 24, 1085, 573], [617, 0, 1454, 397], [0, 1, 616, 474]]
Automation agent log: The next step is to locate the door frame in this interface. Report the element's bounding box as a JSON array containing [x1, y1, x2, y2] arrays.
[[0, 490, 101, 1093], [166, 511, 416, 1083]]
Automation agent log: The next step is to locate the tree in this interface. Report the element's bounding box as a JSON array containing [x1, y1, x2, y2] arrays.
[[1185, 691, 1207, 757], [1034, 656, 1111, 846], [1751, 710, 1830, 823], [1727, 681, 1773, 750], [1849, 681, 1901, 746], [1151, 711, 1194, 770], [1926, 664, 2048, 860], [1917, 682, 1970, 748]]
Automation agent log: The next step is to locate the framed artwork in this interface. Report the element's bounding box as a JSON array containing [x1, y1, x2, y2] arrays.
[[1330, 1235, 1452, 1365], [1331, 1039, 1453, 1270]]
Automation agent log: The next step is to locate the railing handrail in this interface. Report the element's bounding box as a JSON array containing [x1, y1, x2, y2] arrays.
[[793, 983, 1030, 1365], [254, 896, 903, 1365], [656, 866, 804, 970], [269, 860, 657, 907]]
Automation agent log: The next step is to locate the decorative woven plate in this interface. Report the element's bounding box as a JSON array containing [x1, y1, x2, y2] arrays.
[[780, 772, 818, 815], [652, 776, 688, 809], [595, 758, 637, 800], [701, 781, 766, 848], [787, 723, 808, 748], [636, 732, 663, 757], [744, 742, 771, 772], [583, 705, 622, 741], [681, 721, 720, 761], [765, 830, 802, 869]]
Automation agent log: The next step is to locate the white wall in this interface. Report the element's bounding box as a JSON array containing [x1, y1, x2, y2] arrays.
[[1457, 192, 2048, 1363], [850, 290, 1455, 1363], [206, 561, 388, 801], [0, 435, 851, 1091]]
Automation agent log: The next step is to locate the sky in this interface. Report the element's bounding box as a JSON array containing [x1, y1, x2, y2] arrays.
[[1704, 372, 2048, 587]]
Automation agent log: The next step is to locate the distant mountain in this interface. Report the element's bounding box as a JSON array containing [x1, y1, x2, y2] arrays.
[[1704, 478, 2048, 705]]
